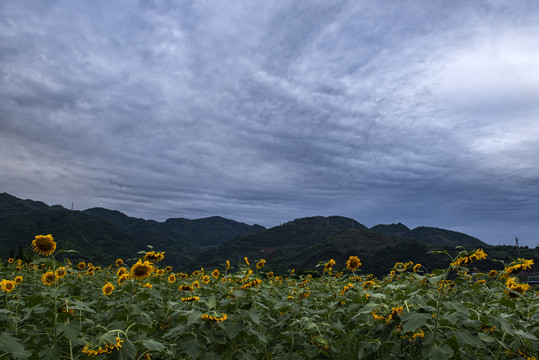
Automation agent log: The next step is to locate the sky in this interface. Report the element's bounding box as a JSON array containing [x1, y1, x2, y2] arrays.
[[1, 1, 538, 247]]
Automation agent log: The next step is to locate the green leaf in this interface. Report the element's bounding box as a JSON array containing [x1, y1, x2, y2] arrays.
[[402, 312, 431, 332], [453, 331, 482, 347], [183, 336, 202, 359], [357, 340, 379, 358], [38, 346, 61, 360], [56, 321, 81, 342], [225, 320, 242, 338], [187, 311, 201, 325], [110, 339, 137, 360], [0, 333, 31, 359], [425, 344, 454, 360], [204, 295, 217, 310], [142, 339, 166, 352]]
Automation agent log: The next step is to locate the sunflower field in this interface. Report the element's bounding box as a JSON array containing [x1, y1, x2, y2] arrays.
[[0, 235, 537, 360]]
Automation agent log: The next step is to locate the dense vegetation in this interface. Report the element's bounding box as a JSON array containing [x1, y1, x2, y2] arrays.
[[0, 236, 537, 360]]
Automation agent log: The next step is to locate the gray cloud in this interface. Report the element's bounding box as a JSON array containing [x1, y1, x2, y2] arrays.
[[1, 0, 539, 247]]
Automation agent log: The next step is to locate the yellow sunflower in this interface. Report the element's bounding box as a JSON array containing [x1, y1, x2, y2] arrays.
[[142, 251, 165, 263], [130, 260, 154, 281], [212, 269, 220, 279], [324, 259, 336, 272], [168, 274, 176, 284], [1, 279, 16, 292], [118, 273, 130, 285], [256, 259, 266, 269], [192, 281, 200, 289], [14, 276, 23, 284], [202, 275, 210, 284], [117, 267, 127, 277], [31, 234, 56, 256], [41, 271, 56, 286], [8, 258, 14, 264], [55, 267, 67, 278], [179, 284, 194, 292], [102, 282, 114, 296], [115, 259, 123, 267], [244, 257, 250, 266], [78, 262, 86, 270], [346, 256, 361, 272], [267, 271, 274, 279], [143, 282, 152, 289], [165, 266, 172, 273], [226, 260, 230, 270]]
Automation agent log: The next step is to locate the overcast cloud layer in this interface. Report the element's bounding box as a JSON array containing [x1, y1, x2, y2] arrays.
[[1, 0, 538, 247]]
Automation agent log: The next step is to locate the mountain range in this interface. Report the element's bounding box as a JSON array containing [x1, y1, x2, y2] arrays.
[[1, 192, 536, 275]]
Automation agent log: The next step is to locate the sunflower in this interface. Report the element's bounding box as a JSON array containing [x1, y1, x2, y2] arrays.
[[181, 296, 200, 302], [256, 259, 266, 269], [143, 283, 152, 289], [202, 275, 210, 284], [226, 260, 230, 270], [31, 234, 56, 256], [324, 259, 336, 272], [130, 260, 154, 281], [212, 269, 219, 279], [102, 282, 114, 296], [8, 258, 14, 264], [192, 270, 200, 277], [142, 251, 165, 263], [118, 273, 130, 285], [192, 281, 200, 289], [413, 264, 422, 273], [244, 257, 250, 266], [505, 277, 530, 297], [267, 271, 274, 279], [346, 256, 361, 272], [157, 269, 165, 276], [14, 276, 23, 284], [489, 270, 498, 277], [41, 271, 56, 286], [0, 279, 16, 293], [78, 262, 86, 270], [179, 284, 194, 292], [165, 266, 172, 273], [55, 267, 67, 278], [115, 259, 123, 267], [117, 267, 127, 277], [505, 259, 534, 275], [168, 274, 176, 284]]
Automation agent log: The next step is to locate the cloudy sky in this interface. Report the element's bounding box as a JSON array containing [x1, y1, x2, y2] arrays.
[[2, 1, 538, 247]]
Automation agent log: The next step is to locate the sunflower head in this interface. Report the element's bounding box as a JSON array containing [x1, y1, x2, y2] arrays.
[[346, 256, 361, 272], [1, 279, 16, 292], [55, 267, 67, 278], [117, 267, 127, 277], [324, 259, 336, 272], [168, 274, 176, 284], [41, 271, 56, 286], [202, 275, 210, 284], [212, 269, 219, 279], [118, 273, 130, 285], [256, 259, 266, 269], [102, 282, 114, 296], [142, 251, 165, 263], [32, 234, 56, 256], [78, 262, 86, 270], [14, 276, 23, 284], [130, 260, 154, 281], [8, 258, 14, 264], [226, 260, 230, 270], [115, 259, 123, 267]]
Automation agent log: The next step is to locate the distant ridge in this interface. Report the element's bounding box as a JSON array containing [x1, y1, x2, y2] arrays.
[[3, 192, 533, 277]]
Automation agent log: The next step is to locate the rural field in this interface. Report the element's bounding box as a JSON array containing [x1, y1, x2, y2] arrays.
[[0, 235, 537, 360]]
